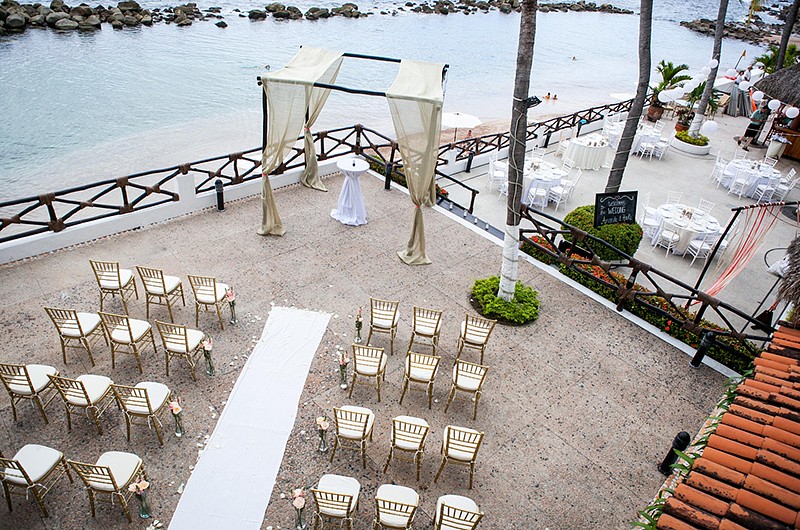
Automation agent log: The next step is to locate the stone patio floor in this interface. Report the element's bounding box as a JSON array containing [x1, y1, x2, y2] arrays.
[[0, 170, 726, 529]]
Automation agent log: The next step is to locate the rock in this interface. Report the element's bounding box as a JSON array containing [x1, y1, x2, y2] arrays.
[[29, 14, 45, 25], [112, 11, 124, 21], [141, 14, 151, 24], [248, 9, 266, 18], [175, 14, 192, 25], [272, 9, 290, 18], [45, 10, 68, 25], [264, 2, 284, 12], [70, 5, 94, 17], [83, 13, 100, 26], [117, 1, 141, 11], [49, 0, 65, 11], [215, 19, 226, 26], [122, 14, 137, 25], [110, 18, 122, 27], [54, 17, 78, 28], [5, 12, 26, 28], [498, 2, 512, 13], [286, 5, 302, 18]]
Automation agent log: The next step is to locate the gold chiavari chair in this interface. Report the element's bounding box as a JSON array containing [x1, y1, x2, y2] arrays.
[[407, 306, 443, 354], [399, 351, 440, 410], [434, 426, 485, 490], [45, 307, 107, 366], [330, 405, 374, 469], [0, 444, 73, 518], [187, 274, 229, 330], [348, 344, 387, 402], [311, 474, 361, 530], [48, 373, 115, 435], [156, 320, 205, 381], [373, 484, 419, 530], [383, 416, 429, 481], [367, 298, 399, 355], [89, 259, 138, 314], [455, 313, 496, 364], [444, 360, 489, 421], [136, 265, 185, 322], [111, 382, 172, 446], [69, 452, 146, 523], [434, 494, 484, 530], [99, 311, 157, 374], [0, 362, 59, 423]]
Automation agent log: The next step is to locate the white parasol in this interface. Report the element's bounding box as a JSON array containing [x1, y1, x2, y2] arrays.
[[442, 112, 482, 142]]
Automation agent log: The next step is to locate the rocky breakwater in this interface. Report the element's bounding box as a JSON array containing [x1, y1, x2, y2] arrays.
[[400, 0, 632, 16], [681, 13, 798, 46], [0, 0, 229, 35], [246, 2, 367, 21]]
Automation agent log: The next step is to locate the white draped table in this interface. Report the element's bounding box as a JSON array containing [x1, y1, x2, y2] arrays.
[[651, 203, 721, 254], [722, 159, 783, 198], [521, 160, 567, 205], [331, 158, 369, 226], [563, 133, 608, 170]]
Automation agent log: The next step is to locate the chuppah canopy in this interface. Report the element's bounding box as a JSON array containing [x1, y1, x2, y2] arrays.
[[258, 47, 447, 265]]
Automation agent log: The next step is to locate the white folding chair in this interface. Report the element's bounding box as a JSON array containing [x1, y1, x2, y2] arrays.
[[727, 168, 752, 199], [683, 233, 719, 267], [561, 157, 575, 174], [754, 175, 781, 203], [639, 192, 660, 240], [762, 156, 778, 167], [526, 182, 549, 210], [654, 137, 670, 160], [485, 154, 505, 191], [652, 220, 681, 257], [696, 199, 715, 215], [665, 191, 682, 205]]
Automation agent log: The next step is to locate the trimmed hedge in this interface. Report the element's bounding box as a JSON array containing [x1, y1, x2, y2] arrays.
[[562, 205, 643, 261], [519, 241, 757, 373], [675, 130, 710, 146], [471, 276, 540, 325]]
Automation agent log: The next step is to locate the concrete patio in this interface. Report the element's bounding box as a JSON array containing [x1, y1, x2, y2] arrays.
[[0, 168, 726, 529]]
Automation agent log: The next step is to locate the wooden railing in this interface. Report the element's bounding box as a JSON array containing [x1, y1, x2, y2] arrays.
[[0, 98, 635, 245], [519, 207, 766, 371]]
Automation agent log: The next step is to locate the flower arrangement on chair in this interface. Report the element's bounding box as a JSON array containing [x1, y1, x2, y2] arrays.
[[316, 416, 329, 453], [354, 307, 363, 343], [202, 337, 215, 376], [128, 476, 151, 519], [169, 397, 185, 438], [225, 287, 237, 324], [337, 350, 349, 390]]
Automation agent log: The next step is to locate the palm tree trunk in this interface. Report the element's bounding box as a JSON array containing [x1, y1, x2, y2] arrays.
[[498, 0, 537, 302], [776, 0, 800, 72], [604, 0, 652, 194], [689, 0, 729, 137]]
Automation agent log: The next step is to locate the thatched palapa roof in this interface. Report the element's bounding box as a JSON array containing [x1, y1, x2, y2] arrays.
[[754, 63, 800, 106]]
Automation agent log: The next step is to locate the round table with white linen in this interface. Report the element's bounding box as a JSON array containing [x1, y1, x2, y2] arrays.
[[521, 160, 567, 205], [563, 133, 608, 170], [651, 203, 721, 254], [331, 158, 369, 226], [722, 159, 782, 198]]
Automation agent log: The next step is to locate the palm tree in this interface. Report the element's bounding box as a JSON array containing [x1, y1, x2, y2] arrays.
[[497, 0, 537, 302], [776, 0, 800, 72], [688, 0, 729, 138], [745, 0, 761, 28], [604, 0, 653, 194], [650, 61, 692, 107], [753, 44, 800, 73]]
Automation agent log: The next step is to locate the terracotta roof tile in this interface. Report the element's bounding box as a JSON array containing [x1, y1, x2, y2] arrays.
[[744, 475, 800, 511], [688, 471, 741, 501], [721, 414, 766, 436], [693, 459, 746, 487], [664, 496, 723, 529], [675, 484, 730, 517], [657, 513, 705, 530], [657, 326, 800, 530]]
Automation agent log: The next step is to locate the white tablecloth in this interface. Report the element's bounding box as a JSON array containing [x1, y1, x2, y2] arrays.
[[521, 160, 566, 205], [563, 133, 608, 170], [651, 203, 721, 254], [331, 158, 369, 226], [723, 159, 782, 198]]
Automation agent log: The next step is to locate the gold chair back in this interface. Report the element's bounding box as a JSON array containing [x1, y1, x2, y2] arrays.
[[90, 259, 122, 288], [111, 384, 155, 416], [311, 489, 354, 517], [462, 314, 496, 345], [0, 363, 34, 395], [156, 321, 190, 352], [453, 360, 488, 392], [49, 374, 91, 405], [136, 265, 167, 295], [412, 306, 442, 335], [370, 298, 399, 329], [45, 307, 83, 337], [436, 503, 484, 530], [405, 352, 440, 382], [392, 417, 428, 451], [375, 498, 417, 528], [352, 344, 385, 375], [333, 407, 370, 439], [444, 426, 484, 463]]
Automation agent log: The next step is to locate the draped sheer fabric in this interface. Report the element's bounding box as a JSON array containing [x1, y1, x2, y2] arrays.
[[386, 60, 445, 265], [259, 47, 344, 236]]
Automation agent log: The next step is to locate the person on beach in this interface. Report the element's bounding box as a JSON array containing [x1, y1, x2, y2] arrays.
[[544, 92, 551, 100], [553, 94, 558, 101], [739, 103, 768, 150]]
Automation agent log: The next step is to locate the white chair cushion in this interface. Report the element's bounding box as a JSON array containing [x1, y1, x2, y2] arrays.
[[376, 484, 419, 526], [435, 494, 480, 525], [196, 282, 229, 304], [145, 274, 181, 295], [4, 444, 62, 485], [548, 185, 565, 196], [91, 451, 141, 492], [660, 230, 680, 243], [9, 364, 57, 395], [357, 354, 386, 376], [393, 416, 428, 451], [405, 357, 436, 382], [165, 328, 204, 353], [460, 322, 489, 346], [126, 382, 170, 415], [60, 312, 101, 338], [110, 318, 151, 344], [414, 320, 439, 336], [338, 405, 374, 439], [445, 426, 480, 461], [371, 311, 398, 330], [99, 268, 133, 289], [317, 474, 360, 516], [68, 374, 112, 406], [453, 366, 481, 392]]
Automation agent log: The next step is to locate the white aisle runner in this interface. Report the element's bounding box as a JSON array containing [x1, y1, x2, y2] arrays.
[[170, 306, 331, 530]]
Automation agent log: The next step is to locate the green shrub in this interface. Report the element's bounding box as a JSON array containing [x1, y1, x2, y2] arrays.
[[674, 130, 709, 146], [471, 276, 540, 325], [562, 205, 644, 261], [520, 235, 559, 266]]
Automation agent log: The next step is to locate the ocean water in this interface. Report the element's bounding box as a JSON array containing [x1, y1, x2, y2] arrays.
[[0, 1, 775, 199]]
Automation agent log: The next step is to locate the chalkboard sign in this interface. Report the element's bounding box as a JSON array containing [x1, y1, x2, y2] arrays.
[[594, 191, 638, 228]]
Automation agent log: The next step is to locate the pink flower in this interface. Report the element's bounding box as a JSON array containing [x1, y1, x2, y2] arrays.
[[292, 488, 305, 498], [168, 401, 183, 415], [338, 351, 349, 366], [316, 416, 329, 431], [225, 287, 236, 303], [203, 337, 213, 351], [292, 496, 306, 510]]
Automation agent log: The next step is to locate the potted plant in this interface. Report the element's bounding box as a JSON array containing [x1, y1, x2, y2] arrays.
[[647, 60, 692, 122], [673, 82, 721, 136]]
